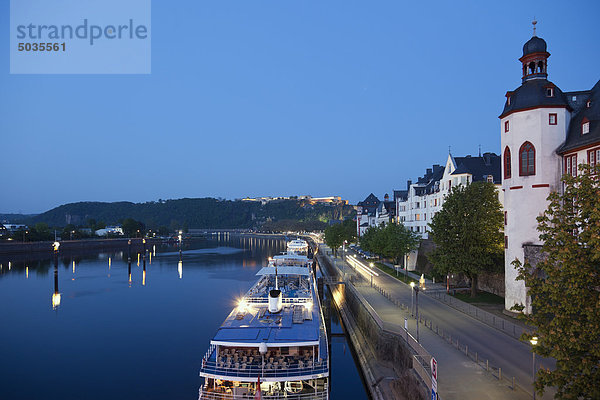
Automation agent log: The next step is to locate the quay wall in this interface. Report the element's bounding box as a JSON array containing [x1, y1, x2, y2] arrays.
[[317, 253, 427, 400], [0, 238, 161, 257]]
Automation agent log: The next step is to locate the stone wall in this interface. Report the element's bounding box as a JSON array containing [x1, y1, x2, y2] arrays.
[[318, 255, 426, 400]]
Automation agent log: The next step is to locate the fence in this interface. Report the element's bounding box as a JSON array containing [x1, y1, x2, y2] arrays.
[[428, 290, 528, 339], [362, 275, 537, 399]]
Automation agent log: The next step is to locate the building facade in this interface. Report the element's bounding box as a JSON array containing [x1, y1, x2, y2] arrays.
[[501, 29, 599, 313], [355, 193, 395, 237], [396, 152, 501, 239]]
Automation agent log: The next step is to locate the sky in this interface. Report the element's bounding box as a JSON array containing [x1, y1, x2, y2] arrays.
[[1, 0, 599, 214]]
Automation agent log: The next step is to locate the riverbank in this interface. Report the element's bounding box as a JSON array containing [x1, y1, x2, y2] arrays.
[[0, 238, 162, 258], [316, 252, 427, 400]]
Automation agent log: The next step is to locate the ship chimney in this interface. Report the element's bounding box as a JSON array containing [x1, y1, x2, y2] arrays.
[[268, 289, 283, 313]]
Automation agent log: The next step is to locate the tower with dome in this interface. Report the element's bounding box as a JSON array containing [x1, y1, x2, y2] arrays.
[[501, 22, 599, 314]]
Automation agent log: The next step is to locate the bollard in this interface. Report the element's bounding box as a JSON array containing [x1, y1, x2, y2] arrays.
[[465, 345, 468, 356], [486, 360, 489, 371], [436, 325, 439, 334], [499, 367, 502, 380], [476, 352, 478, 363], [512, 376, 515, 390]]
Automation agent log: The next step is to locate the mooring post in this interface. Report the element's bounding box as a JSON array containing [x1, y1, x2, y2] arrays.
[[499, 367, 502, 380], [486, 360, 489, 371], [512, 376, 515, 390]]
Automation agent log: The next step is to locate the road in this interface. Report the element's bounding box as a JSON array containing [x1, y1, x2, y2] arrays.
[[322, 245, 555, 400]]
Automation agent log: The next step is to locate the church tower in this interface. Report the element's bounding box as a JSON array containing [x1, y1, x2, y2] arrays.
[[500, 22, 571, 314]]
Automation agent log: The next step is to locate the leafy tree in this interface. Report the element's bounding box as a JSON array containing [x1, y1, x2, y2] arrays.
[[324, 223, 344, 257], [340, 219, 357, 244], [382, 223, 420, 265], [512, 164, 600, 399], [428, 181, 503, 297], [360, 225, 386, 255], [121, 218, 145, 237]]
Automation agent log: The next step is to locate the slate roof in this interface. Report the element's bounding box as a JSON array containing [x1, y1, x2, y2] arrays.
[[357, 193, 380, 208], [522, 36, 547, 56], [500, 79, 570, 118], [450, 153, 501, 184], [557, 79, 600, 154], [393, 190, 408, 202]]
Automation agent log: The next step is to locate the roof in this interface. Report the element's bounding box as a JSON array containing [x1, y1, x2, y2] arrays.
[[393, 190, 408, 201], [557, 79, 600, 154], [211, 304, 321, 345], [450, 153, 501, 184], [522, 36, 547, 57], [256, 266, 310, 276], [357, 193, 380, 208], [500, 79, 570, 118]]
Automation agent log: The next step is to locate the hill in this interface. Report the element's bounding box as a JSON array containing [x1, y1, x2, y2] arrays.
[[15, 198, 354, 230]]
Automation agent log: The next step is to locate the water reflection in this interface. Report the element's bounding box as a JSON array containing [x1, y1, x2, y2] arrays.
[[52, 255, 60, 309]]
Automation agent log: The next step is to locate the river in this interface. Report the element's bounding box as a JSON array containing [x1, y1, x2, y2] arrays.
[[0, 234, 368, 400]]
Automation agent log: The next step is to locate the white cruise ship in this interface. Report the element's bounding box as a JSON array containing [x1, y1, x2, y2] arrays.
[[198, 240, 329, 399]]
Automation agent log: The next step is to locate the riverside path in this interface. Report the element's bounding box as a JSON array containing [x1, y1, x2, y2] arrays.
[[320, 243, 554, 400]]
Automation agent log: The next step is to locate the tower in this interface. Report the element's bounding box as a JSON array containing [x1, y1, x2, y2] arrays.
[[500, 24, 571, 314]]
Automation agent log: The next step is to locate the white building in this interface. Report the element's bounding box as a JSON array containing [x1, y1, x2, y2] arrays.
[[355, 193, 395, 237], [95, 225, 124, 236], [500, 27, 599, 313], [396, 152, 502, 239]]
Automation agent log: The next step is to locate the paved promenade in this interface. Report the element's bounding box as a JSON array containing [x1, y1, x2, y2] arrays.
[[320, 245, 555, 400]]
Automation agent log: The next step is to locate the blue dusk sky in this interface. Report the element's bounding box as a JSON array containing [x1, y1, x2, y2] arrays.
[[1, 0, 599, 214]]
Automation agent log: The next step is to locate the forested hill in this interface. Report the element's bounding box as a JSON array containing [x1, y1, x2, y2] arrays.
[[17, 198, 354, 229]]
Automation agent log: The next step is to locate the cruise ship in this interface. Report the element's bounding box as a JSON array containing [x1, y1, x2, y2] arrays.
[[198, 239, 329, 399]]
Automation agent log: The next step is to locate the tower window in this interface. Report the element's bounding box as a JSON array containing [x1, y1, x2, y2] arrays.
[[505, 120, 509, 132], [519, 142, 536, 176], [582, 119, 590, 135], [549, 113, 557, 125], [565, 154, 577, 177], [546, 87, 554, 97], [504, 146, 512, 179]]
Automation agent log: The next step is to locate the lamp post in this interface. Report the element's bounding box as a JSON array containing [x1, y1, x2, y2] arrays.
[[530, 336, 538, 400], [410, 282, 415, 316], [52, 242, 61, 309], [414, 286, 420, 342]]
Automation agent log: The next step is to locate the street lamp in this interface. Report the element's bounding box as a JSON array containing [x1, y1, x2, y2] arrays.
[[410, 282, 415, 316], [414, 286, 420, 342], [530, 336, 538, 400]]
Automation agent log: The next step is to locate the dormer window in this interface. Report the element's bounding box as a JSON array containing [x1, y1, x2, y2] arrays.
[[507, 96, 511, 105], [587, 100, 592, 108], [582, 119, 590, 135], [546, 87, 554, 97]]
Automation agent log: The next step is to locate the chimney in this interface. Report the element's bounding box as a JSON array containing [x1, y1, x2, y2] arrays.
[[407, 180, 412, 189], [384, 193, 390, 201]]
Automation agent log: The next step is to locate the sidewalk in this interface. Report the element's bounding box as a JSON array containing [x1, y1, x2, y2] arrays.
[[323, 249, 533, 400], [378, 260, 529, 339]]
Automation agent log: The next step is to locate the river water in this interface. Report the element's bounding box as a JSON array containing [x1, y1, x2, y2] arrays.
[[0, 234, 368, 400]]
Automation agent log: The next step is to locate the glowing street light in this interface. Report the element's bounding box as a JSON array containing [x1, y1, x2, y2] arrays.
[[410, 282, 415, 316], [530, 336, 538, 400]]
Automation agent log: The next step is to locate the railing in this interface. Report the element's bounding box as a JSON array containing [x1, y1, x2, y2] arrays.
[[428, 290, 528, 339], [199, 388, 328, 400], [200, 359, 329, 379]]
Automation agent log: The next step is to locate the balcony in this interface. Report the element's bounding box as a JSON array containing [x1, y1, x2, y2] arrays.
[[199, 387, 328, 400]]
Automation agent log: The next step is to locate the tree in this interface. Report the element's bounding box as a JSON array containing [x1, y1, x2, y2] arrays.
[[382, 223, 420, 265], [428, 181, 503, 297], [324, 223, 344, 257], [121, 218, 145, 237], [340, 219, 357, 244], [360, 225, 386, 255], [512, 164, 600, 399]]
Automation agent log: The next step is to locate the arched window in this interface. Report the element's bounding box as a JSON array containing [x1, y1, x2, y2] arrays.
[[519, 142, 536, 176], [504, 147, 512, 179]]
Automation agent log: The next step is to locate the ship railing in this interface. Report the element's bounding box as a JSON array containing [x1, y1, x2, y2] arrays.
[[200, 359, 329, 379], [199, 388, 328, 400], [202, 343, 217, 364]]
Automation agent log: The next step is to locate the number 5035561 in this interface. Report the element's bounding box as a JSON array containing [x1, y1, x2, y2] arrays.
[[18, 42, 66, 51]]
